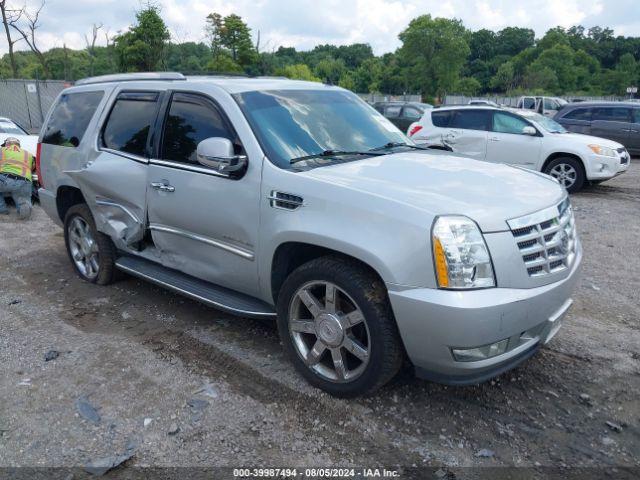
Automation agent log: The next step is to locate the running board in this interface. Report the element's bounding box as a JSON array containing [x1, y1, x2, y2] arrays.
[[115, 256, 276, 318]]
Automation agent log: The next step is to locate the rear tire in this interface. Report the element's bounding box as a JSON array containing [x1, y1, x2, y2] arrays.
[[544, 157, 585, 193], [277, 255, 404, 397], [64, 204, 118, 285]]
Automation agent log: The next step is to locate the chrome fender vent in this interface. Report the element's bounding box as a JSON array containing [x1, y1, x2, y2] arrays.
[[269, 191, 304, 211]]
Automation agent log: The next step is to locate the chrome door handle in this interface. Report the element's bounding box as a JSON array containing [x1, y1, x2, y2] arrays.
[[150, 181, 175, 193]]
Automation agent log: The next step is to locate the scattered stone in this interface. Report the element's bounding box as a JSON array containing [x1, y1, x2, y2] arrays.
[[475, 448, 495, 458], [143, 418, 152, 428], [601, 436, 616, 447], [193, 382, 219, 399], [547, 390, 560, 398], [168, 423, 180, 436], [18, 378, 31, 386], [84, 441, 136, 476], [44, 350, 59, 362], [435, 469, 447, 479], [590, 284, 601, 291], [8, 299, 21, 305], [75, 397, 101, 424], [187, 398, 209, 410], [578, 393, 592, 405], [605, 421, 622, 433]]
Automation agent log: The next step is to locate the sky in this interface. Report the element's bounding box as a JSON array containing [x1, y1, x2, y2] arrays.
[[1, 0, 639, 56]]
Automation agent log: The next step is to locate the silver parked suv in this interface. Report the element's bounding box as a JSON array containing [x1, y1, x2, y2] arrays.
[[37, 73, 582, 397]]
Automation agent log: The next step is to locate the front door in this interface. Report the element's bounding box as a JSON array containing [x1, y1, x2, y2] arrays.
[[146, 91, 262, 297], [487, 111, 541, 169]]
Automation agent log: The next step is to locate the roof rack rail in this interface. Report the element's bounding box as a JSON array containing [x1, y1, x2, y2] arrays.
[[75, 72, 186, 86]]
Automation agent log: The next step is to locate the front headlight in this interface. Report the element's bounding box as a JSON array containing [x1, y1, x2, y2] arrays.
[[432, 216, 495, 289], [588, 144, 616, 157]]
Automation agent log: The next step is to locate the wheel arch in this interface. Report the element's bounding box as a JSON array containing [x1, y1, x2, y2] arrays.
[[542, 152, 585, 175], [56, 185, 86, 222], [270, 241, 389, 305]]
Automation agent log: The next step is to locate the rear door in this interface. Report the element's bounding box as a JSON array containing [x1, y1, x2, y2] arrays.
[[487, 111, 542, 168], [628, 108, 640, 153], [557, 107, 592, 134], [591, 106, 632, 146], [442, 109, 490, 160], [146, 91, 261, 297], [399, 106, 423, 132]]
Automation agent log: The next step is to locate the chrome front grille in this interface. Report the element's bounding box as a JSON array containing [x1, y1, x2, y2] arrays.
[[508, 199, 577, 278]]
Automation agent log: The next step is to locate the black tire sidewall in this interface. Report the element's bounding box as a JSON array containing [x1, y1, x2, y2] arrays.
[[544, 157, 585, 193], [277, 257, 401, 397], [63, 204, 116, 285]]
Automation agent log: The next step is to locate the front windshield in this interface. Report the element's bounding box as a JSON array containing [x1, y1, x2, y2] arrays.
[[522, 112, 567, 133], [234, 89, 408, 169]]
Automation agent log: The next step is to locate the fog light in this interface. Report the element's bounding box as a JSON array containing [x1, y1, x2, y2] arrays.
[[598, 163, 605, 172], [452, 338, 509, 362]]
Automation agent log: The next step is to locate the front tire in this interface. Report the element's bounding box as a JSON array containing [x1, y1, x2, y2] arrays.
[[64, 204, 118, 285], [544, 157, 585, 193], [277, 256, 404, 397]]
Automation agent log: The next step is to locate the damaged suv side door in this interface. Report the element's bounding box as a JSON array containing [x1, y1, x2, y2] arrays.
[[74, 90, 163, 248]]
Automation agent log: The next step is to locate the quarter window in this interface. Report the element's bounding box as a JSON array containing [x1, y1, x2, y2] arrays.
[[492, 112, 531, 134], [563, 108, 591, 121], [431, 110, 452, 128], [592, 107, 631, 123], [102, 92, 159, 157], [43, 91, 104, 147], [449, 109, 491, 131], [161, 93, 234, 164]]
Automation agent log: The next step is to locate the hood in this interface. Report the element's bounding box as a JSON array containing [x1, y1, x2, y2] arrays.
[[557, 132, 624, 149], [301, 152, 565, 232]]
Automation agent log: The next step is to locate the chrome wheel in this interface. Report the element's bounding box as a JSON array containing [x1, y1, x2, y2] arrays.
[[289, 281, 371, 383], [549, 163, 577, 189], [67, 216, 100, 279]]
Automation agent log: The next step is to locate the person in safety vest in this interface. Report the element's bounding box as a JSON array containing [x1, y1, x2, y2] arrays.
[[0, 137, 35, 220]]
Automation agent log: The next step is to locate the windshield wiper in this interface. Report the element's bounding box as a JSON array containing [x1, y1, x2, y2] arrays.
[[368, 142, 428, 152], [290, 149, 384, 165]]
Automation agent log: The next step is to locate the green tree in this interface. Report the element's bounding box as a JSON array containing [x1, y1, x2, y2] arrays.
[[314, 57, 345, 84], [398, 15, 470, 97], [114, 4, 170, 72], [277, 64, 320, 82], [490, 61, 516, 92], [454, 77, 481, 95], [219, 14, 256, 67]]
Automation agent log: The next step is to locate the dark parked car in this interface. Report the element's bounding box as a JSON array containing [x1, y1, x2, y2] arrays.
[[554, 102, 640, 155], [373, 101, 432, 132]]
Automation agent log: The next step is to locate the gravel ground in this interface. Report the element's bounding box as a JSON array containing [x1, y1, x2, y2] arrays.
[[0, 162, 639, 478]]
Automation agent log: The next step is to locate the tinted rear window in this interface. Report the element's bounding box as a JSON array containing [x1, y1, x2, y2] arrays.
[[431, 110, 452, 127], [562, 108, 591, 121], [102, 92, 159, 157], [449, 109, 491, 131], [592, 107, 631, 123], [42, 91, 104, 147]]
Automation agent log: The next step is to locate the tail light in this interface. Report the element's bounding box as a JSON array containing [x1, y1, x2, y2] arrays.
[[409, 125, 423, 137], [36, 142, 42, 186]]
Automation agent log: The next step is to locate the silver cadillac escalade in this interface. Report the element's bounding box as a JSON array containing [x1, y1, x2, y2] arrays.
[[36, 73, 581, 397]]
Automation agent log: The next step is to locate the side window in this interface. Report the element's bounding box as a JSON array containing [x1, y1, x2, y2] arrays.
[[592, 107, 631, 123], [563, 108, 591, 121], [449, 109, 491, 131], [492, 112, 530, 134], [544, 98, 560, 111], [403, 107, 422, 119], [633, 109, 640, 124], [161, 93, 234, 164], [431, 110, 452, 128], [102, 92, 159, 157], [522, 97, 535, 109], [42, 91, 104, 147], [384, 105, 401, 118]]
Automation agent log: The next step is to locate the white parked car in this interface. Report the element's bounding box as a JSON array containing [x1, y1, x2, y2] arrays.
[[408, 106, 630, 192], [0, 117, 38, 156]]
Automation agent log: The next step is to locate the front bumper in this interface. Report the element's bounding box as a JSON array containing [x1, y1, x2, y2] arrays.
[[388, 244, 582, 385], [585, 151, 630, 180]]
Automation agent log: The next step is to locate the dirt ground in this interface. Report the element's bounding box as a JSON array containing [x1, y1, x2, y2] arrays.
[[0, 162, 638, 478]]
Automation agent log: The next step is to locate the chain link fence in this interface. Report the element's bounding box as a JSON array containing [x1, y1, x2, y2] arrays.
[[0, 79, 68, 134], [358, 93, 422, 104], [443, 94, 622, 106]]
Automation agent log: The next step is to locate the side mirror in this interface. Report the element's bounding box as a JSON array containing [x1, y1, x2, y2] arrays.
[[522, 126, 537, 136], [197, 137, 247, 175]]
